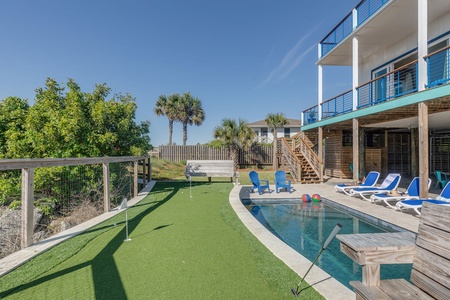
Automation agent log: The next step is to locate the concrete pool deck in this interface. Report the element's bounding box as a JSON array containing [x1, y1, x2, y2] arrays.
[[230, 177, 436, 299]]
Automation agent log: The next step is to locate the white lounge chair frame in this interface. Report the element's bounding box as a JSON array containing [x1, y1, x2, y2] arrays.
[[350, 173, 401, 201], [335, 171, 380, 196], [396, 181, 450, 215], [370, 177, 431, 209]]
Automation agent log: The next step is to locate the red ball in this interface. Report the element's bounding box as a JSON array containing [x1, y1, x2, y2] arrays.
[[302, 194, 311, 202]]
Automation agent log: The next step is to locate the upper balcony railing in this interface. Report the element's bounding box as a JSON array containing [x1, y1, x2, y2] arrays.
[[356, 0, 390, 26], [426, 45, 450, 88], [319, 0, 390, 58], [320, 12, 353, 57]]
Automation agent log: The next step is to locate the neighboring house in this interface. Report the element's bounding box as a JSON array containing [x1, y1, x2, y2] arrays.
[[248, 118, 301, 143], [298, 0, 450, 190]]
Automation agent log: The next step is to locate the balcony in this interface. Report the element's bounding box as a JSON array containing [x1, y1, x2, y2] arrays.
[[321, 90, 353, 119], [303, 48, 449, 126], [358, 61, 418, 108], [319, 0, 390, 58], [426, 45, 450, 88]]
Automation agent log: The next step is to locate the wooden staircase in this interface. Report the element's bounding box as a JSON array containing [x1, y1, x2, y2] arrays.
[[278, 132, 323, 184]]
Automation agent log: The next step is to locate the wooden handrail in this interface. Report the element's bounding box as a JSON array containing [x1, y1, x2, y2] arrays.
[[294, 132, 323, 164], [280, 138, 302, 182], [0, 156, 149, 171], [356, 60, 418, 89], [321, 89, 353, 105], [302, 104, 319, 113], [423, 44, 450, 59]]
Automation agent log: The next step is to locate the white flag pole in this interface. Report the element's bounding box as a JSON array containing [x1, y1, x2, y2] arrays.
[[189, 175, 192, 198], [121, 198, 131, 242]]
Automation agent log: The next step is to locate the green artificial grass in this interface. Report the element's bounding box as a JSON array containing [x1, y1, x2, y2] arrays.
[[0, 182, 324, 299]]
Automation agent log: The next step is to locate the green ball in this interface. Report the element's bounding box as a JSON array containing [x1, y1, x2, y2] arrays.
[[311, 194, 321, 202]]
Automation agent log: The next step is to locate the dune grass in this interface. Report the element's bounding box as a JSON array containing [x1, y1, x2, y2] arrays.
[[0, 181, 324, 299]]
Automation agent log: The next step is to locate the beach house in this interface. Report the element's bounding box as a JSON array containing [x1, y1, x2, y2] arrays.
[[248, 118, 301, 144], [292, 0, 450, 197]]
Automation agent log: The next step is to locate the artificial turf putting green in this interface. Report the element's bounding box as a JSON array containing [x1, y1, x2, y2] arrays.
[[0, 182, 324, 299]]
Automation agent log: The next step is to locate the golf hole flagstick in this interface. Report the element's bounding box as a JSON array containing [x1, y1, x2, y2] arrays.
[[291, 223, 342, 298]]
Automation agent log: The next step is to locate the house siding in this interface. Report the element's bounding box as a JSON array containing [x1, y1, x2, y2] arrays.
[[359, 11, 450, 84]]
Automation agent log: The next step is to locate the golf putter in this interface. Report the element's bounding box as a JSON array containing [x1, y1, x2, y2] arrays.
[[291, 223, 342, 297]]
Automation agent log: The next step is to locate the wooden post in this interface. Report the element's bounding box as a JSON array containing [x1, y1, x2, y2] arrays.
[[411, 127, 419, 177], [359, 127, 365, 179], [142, 158, 146, 185], [318, 127, 323, 181], [103, 162, 110, 213], [134, 161, 138, 197], [147, 157, 151, 181], [353, 119, 359, 182], [271, 138, 275, 170], [418, 103, 429, 199], [362, 265, 380, 287], [21, 168, 34, 249]]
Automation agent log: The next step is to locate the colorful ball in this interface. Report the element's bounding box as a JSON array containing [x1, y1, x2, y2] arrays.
[[302, 194, 311, 202], [312, 194, 321, 202]]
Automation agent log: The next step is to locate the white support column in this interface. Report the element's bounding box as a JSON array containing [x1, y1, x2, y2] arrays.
[[418, 0, 428, 91], [318, 64, 323, 120], [352, 8, 358, 30], [352, 36, 359, 110], [21, 168, 34, 249]]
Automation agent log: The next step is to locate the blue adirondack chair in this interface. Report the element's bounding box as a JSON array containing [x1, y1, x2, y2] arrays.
[[274, 170, 291, 193], [249, 171, 270, 195]]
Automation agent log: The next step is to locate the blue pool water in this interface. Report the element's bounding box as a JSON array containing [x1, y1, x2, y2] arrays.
[[245, 199, 413, 289]]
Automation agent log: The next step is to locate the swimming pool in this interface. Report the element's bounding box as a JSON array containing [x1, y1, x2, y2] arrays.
[[244, 198, 413, 289]]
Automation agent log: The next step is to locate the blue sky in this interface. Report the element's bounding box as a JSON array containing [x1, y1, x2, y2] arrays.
[[0, 0, 354, 146]]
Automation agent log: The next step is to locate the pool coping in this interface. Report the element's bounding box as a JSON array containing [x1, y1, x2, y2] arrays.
[[229, 185, 355, 300]]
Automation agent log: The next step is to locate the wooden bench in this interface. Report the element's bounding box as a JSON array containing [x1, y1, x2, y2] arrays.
[[337, 202, 450, 299], [185, 160, 238, 183]]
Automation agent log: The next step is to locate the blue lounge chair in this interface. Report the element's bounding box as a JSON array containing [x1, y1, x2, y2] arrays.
[[396, 181, 450, 215], [434, 170, 448, 189], [249, 170, 270, 195], [370, 177, 432, 209], [335, 171, 380, 195], [274, 170, 291, 193], [350, 173, 401, 201]]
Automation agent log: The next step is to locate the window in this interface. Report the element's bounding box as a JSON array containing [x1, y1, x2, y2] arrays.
[[284, 128, 291, 138]]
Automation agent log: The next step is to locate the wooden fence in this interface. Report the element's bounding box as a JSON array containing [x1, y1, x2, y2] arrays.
[[158, 145, 273, 166], [0, 156, 151, 249]]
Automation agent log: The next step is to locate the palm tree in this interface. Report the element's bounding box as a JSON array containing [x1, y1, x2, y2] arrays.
[[213, 118, 255, 170], [154, 94, 180, 145], [177, 92, 205, 146], [265, 113, 289, 169]]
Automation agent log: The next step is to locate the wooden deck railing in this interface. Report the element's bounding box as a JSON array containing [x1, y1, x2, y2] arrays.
[[0, 156, 151, 249], [280, 138, 302, 182], [291, 132, 323, 180]]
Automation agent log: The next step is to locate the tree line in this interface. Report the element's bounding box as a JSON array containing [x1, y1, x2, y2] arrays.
[[0, 78, 150, 209], [0, 78, 150, 159]]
